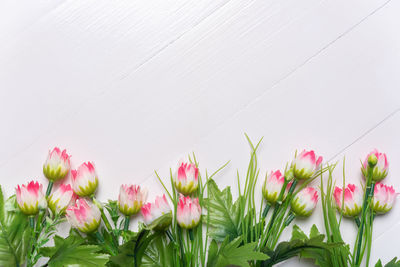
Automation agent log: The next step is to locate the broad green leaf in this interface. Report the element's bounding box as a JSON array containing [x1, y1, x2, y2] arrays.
[[146, 213, 172, 231], [108, 229, 155, 267], [310, 224, 320, 238], [141, 234, 175, 267], [208, 237, 268, 267], [206, 240, 219, 267], [206, 180, 242, 241], [376, 257, 400, 267], [290, 225, 308, 241], [262, 225, 342, 267], [41, 235, 109, 267], [0, 194, 30, 267]]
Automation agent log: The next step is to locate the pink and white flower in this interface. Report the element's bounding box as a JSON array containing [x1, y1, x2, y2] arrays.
[[262, 170, 285, 204], [177, 195, 201, 229], [71, 162, 98, 197], [292, 150, 323, 180], [361, 149, 389, 181], [48, 184, 77, 214], [290, 187, 318, 217], [16, 181, 47, 215], [141, 194, 172, 229], [43, 147, 71, 181], [174, 162, 199, 195], [373, 183, 397, 214], [118, 184, 147, 216], [66, 198, 101, 233], [333, 184, 363, 217]]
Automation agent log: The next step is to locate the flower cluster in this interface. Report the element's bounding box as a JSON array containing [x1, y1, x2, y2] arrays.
[[333, 150, 396, 217], [9, 145, 398, 267]]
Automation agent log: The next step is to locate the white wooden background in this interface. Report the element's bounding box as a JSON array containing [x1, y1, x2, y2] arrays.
[[1, 0, 399, 265]]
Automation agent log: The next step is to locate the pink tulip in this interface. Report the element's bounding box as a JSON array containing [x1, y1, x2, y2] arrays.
[[373, 183, 397, 214], [48, 184, 77, 214], [291, 187, 318, 217], [71, 162, 98, 197], [177, 195, 201, 229], [118, 184, 147, 216], [16, 181, 47, 215], [43, 147, 71, 181], [174, 162, 199, 195], [292, 150, 323, 180], [333, 184, 363, 217], [66, 198, 101, 233], [262, 170, 285, 204], [362, 149, 389, 181], [141, 194, 172, 228]]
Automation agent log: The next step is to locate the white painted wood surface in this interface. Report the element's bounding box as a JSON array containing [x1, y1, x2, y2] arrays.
[[1, 0, 399, 265]]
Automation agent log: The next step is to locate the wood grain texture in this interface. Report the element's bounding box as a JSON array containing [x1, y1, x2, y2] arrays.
[[1, 0, 399, 265]]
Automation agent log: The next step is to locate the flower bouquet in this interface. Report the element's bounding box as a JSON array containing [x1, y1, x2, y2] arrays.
[[0, 136, 398, 267]]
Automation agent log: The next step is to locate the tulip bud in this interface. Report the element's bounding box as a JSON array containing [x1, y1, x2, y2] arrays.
[[177, 195, 201, 229], [118, 184, 147, 216], [43, 147, 71, 182], [373, 183, 397, 214], [71, 162, 98, 197], [16, 181, 47, 215], [333, 184, 363, 217], [66, 198, 101, 233], [292, 150, 323, 180], [141, 194, 172, 230], [262, 170, 285, 204], [361, 149, 388, 182], [290, 187, 318, 217], [48, 184, 76, 214], [174, 162, 199, 195]]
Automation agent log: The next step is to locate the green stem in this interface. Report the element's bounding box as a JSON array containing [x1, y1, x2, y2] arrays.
[[177, 226, 186, 267], [124, 216, 130, 231], [95, 231, 105, 243], [355, 217, 361, 228], [45, 181, 54, 197], [36, 210, 45, 234], [188, 229, 194, 241], [27, 216, 35, 267], [262, 204, 271, 218], [354, 164, 375, 267], [271, 212, 295, 248], [29, 216, 35, 229], [265, 180, 297, 247], [166, 229, 175, 243]]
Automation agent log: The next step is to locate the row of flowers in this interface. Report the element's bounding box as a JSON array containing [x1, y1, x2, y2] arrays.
[[16, 148, 396, 234], [10, 146, 398, 267]]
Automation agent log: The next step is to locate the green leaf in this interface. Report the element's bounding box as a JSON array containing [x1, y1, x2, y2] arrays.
[[376, 257, 400, 267], [108, 229, 155, 267], [41, 235, 110, 267], [206, 240, 219, 267], [261, 225, 342, 267], [145, 213, 172, 232], [104, 200, 120, 226], [141, 234, 175, 267], [290, 225, 308, 241], [310, 224, 320, 238], [207, 237, 268, 267], [206, 180, 242, 242], [0, 194, 30, 267]]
